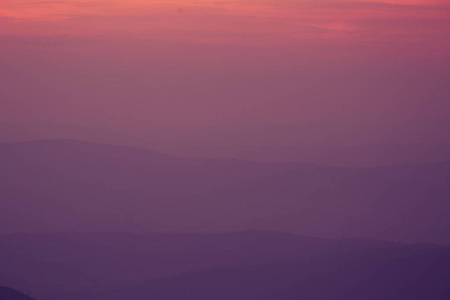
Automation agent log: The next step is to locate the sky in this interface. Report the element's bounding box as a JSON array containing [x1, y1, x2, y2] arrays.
[[1, 0, 450, 150]]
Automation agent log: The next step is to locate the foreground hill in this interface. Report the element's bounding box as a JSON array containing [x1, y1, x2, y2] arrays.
[[1, 139, 450, 244], [0, 287, 34, 300]]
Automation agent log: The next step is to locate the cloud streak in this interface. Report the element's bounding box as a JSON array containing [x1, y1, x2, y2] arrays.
[[1, 0, 448, 44]]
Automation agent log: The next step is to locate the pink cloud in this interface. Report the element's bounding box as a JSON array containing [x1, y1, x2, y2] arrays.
[[0, 0, 448, 65]]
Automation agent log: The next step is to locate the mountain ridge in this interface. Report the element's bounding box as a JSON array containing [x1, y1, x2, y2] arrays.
[[1, 139, 449, 244]]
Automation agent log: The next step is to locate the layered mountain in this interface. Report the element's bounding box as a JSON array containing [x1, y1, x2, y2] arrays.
[[0, 139, 302, 233], [0, 231, 446, 300], [1, 139, 449, 244], [3, 122, 450, 167], [58, 246, 450, 300]]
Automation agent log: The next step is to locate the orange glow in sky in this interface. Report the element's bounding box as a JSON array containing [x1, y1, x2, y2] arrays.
[[1, 0, 449, 140], [1, 0, 449, 51]]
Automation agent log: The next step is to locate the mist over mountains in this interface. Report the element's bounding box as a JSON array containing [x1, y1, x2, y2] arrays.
[[1, 139, 449, 244], [2, 122, 450, 167], [1, 139, 450, 300], [62, 247, 450, 300], [1, 231, 449, 300], [2, 0, 449, 297]]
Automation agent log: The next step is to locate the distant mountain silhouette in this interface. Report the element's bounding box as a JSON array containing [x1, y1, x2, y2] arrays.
[[0, 231, 409, 299], [209, 161, 450, 244], [0, 139, 302, 233], [51, 245, 450, 300], [0, 287, 34, 300], [3, 122, 450, 167], [1, 139, 450, 244]]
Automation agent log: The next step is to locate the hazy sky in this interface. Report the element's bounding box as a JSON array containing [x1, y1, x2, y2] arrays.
[[1, 0, 449, 145]]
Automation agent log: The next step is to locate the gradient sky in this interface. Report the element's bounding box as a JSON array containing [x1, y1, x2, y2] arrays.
[[1, 0, 450, 146], [2, 0, 449, 53]]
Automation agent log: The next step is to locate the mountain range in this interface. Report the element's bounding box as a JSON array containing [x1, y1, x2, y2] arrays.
[[1, 139, 449, 244], [1, 231, 449, 300]]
